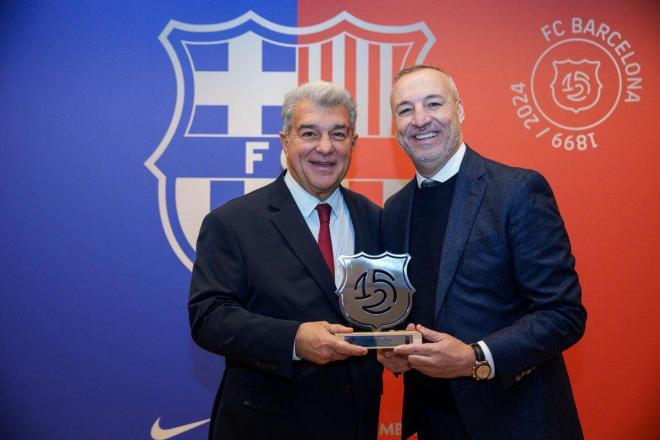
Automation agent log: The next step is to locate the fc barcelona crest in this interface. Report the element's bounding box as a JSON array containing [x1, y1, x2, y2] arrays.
[[551, 59, 603, 114], [145, 11, 434, 270]]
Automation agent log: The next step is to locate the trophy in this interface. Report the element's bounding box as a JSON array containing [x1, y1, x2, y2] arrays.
[[335, 252, 421, 348]]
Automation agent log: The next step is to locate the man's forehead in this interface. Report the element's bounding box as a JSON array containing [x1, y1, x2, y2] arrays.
[[292, 103, 350, 127], [391, 70, 452, 102]]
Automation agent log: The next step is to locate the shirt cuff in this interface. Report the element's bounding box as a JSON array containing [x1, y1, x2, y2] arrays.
[[477, 341, 496, 379], [292, 340, 301, 361]]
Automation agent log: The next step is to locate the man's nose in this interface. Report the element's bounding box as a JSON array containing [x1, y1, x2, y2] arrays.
[[412, 108, 431, 127], [316, 132, 334, 153]]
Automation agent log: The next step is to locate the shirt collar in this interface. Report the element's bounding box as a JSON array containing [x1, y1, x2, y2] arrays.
[[416, 143, 466, 188], [284, 171, 343, 219]]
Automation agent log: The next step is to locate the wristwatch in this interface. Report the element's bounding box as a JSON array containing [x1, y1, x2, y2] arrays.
[[470, 343, 491, 381]]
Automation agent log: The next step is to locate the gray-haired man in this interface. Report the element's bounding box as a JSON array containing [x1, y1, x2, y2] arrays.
[[189, 81, 383, 439]]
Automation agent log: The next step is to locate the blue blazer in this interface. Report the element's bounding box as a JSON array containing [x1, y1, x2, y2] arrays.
[[382, 146, 586, 439], [189, 173, 383, 440]]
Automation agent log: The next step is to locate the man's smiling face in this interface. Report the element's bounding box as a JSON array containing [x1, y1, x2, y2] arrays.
[[390, 68, 464, 177], [280, 100, 356, 200]]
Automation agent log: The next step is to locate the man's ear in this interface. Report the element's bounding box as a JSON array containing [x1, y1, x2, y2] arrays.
[[457, 99, 465, 124], [279, 131, 289, 156], [351, 133, 358, 149]]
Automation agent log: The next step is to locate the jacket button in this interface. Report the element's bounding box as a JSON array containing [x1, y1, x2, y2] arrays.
[[343, 385, 353, 394]]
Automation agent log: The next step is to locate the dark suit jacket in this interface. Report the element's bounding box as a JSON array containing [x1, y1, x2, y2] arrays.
[[189, 173, 383, 440], [382, 147, 586, 440]]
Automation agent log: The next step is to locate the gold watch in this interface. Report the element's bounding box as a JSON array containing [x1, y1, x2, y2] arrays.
[[470, 343, 491, 381]]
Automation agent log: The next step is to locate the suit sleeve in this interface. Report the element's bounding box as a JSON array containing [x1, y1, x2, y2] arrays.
[[188, 212, 301, 379], [483, 170, 587, 389]]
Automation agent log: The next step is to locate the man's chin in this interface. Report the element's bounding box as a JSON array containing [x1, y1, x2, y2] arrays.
[[309, 179, 342, 197], [410, 154, 451, 174]]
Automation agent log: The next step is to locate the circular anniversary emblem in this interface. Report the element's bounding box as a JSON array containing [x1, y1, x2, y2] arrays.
[[511, 18, 642, 151]]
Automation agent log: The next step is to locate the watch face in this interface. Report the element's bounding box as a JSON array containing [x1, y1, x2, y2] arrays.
[[476, 364, 491, 380]]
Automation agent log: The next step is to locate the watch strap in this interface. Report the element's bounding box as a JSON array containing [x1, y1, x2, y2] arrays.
[[470, 343, 485, 362]]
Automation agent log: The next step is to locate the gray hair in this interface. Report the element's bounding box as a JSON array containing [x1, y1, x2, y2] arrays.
[[281, 81, 357, 134], [394, 64, 460, 100]]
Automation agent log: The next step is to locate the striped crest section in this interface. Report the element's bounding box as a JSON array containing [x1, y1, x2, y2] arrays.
[[297, 16, 434, 137]]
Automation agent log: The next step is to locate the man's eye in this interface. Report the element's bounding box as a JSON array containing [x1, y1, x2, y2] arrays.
[[331, 132, 347, 140], [428, 101, 443, 109], [301, 131, 318, 139], [398, 108, 412, 116]]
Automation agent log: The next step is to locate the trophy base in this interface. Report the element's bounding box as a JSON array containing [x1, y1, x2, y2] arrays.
[[336, 330, 422, 349]]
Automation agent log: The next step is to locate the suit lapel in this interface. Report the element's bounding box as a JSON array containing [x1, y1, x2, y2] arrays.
[[268, 175, 341, 314], [391, 179, 417, 253], [434, 147, 487, 320], [342, 188, 366, 252]]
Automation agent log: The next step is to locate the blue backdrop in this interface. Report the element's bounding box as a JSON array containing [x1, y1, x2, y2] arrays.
[[1, 1, 297, 438]]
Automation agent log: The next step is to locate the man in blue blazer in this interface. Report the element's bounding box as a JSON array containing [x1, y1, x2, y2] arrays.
[[379, 65, 586, 439], [189, 81, 382, 439]]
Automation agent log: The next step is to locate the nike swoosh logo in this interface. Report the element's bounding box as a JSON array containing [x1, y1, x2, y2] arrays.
[[150, 416, 210, 440]]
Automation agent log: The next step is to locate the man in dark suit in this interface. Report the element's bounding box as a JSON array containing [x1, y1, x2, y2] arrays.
[[378, 65, 587, 439], [189, 81, 382, 439]]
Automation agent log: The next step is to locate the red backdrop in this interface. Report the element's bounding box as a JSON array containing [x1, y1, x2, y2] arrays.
[[298, 1, 660, 438]]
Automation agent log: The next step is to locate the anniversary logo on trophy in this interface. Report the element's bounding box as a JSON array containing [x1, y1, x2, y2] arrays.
[[335, 252, 421, 348]]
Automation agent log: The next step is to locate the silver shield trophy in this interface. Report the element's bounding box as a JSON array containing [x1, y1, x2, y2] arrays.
[[335, 252, 421, 348]]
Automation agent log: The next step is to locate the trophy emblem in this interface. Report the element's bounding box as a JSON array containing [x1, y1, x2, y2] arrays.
[[335, 252, 421, 348]]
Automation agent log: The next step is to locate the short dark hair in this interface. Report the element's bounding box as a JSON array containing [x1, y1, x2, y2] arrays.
[[393, 64, 460, 99]]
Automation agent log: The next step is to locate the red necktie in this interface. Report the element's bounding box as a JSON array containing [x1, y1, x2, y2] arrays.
[[315, 204, 334, 277]]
